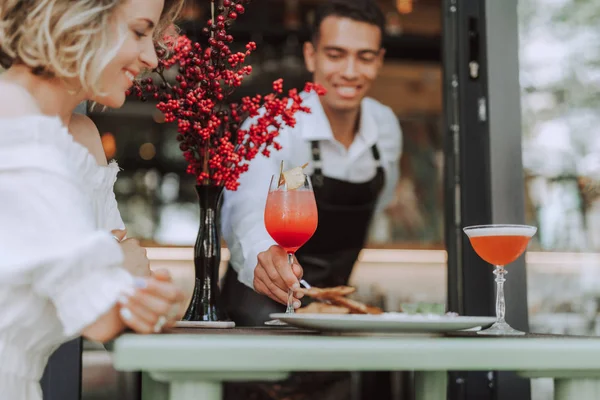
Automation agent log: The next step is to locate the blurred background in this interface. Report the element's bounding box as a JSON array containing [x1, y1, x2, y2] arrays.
[[89, 0, 600, 335], [83, 1, 599, 398], [91, 0, 445, 329], [84, 2, 446, 393], [1, 0, 596, 399], [91, 0, 445, 250]]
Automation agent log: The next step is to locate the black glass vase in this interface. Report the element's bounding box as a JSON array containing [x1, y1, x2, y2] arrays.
[[183, 185, 230, 322]]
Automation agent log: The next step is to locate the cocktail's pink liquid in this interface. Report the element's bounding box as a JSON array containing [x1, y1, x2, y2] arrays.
[[264, 190, 318, 253], [469, 235, 530, 265]]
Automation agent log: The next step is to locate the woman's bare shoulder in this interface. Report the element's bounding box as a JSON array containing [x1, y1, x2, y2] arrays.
[[69, 113, 108, 166]]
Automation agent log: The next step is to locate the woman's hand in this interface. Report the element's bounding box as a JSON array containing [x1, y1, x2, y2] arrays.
[[118, 269, 184, 333], [113, 229, 151, 277]]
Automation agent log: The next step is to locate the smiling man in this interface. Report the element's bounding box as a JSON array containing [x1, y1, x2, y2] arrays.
[[221, 0, 402, 325], [221, 1, 401, 398]]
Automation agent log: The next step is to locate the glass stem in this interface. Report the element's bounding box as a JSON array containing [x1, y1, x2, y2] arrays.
[[493, 265, 507, 324], [285, 253, 295, 314]]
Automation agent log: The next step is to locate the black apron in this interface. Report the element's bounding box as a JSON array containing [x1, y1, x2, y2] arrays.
[[221, 141, 387, 400], [222, 141, 385, 326]]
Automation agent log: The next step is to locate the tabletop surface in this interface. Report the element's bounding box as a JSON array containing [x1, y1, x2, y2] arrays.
[[112, 327, 600, 373]]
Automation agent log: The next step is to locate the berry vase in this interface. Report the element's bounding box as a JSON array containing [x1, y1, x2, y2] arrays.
[[182, 185, 231, 323]]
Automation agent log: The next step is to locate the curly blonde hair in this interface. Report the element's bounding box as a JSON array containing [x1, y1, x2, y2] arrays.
[[0, 0, 184, 94]]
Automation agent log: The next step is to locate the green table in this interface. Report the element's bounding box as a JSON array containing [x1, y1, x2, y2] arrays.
[[112, 328, 600, 400]]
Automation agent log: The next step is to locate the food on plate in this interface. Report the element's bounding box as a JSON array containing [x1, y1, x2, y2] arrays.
[[295, 285, 384, 315], [296, 302, 350, 314], [296, 285, 356, 299]]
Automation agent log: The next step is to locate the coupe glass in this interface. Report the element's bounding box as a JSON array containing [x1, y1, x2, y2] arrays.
[[463, 224, 537, 335]]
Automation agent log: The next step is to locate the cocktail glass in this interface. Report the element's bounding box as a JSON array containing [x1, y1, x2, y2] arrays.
[[463, 224, 537, 335], [264, 173, 318, 314]]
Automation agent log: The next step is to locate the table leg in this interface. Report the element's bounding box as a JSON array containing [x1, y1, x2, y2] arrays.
[[414, 371, 447, 400], [146, 371, 289, 400], [169, 380, 222, 400], [142, 372, 168, 400], [555, 379, 600, 400]]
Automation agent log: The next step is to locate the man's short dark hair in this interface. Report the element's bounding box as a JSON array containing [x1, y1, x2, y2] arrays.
[[311, 0, 386, 45]]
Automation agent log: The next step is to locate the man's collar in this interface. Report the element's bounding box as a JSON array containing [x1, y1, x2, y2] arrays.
[[299, 92, 334, 141], [299, 92, 378, 145]]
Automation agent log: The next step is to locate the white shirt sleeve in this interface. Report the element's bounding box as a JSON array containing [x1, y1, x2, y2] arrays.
[[375, 106, 403, 214], [221, 122, 284, 290], [0, 156, 134, 337], [99, 163, 126, 232], [104, 191, 126, 231]]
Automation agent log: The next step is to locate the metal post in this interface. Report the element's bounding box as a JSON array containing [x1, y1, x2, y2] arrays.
[[444, 0, 530, 398], [485, 0, 531, 397]]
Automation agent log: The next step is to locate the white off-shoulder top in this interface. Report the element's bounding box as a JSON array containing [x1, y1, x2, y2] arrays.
[[0, 115, 134, 400]]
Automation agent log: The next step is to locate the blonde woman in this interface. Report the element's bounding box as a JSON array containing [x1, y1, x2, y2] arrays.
[[0, 0, 185, 398]]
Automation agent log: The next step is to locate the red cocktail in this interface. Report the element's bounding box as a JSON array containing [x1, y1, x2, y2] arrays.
[[464, 224, 537, 336], [469, 234, 531, 266], [265, 190, 318, 252], [264, 172, 317, 314]]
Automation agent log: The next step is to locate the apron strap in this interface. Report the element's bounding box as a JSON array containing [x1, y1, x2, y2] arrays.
[[310, 141, 322, 171], [370, 144, 383, 168], [370, 144, 385, 198], [312, 141, 383, 172], [310, 141, 324, 186]]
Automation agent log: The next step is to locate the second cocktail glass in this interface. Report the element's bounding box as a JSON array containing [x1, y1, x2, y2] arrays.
[[463, 224, 537, 335]]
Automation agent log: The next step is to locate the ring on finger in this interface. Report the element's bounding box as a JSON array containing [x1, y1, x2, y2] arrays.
[[153, 315, 167, 333]]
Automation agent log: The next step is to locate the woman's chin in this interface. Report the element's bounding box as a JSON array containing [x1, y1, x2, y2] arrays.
[[91, 93, 126, 109]]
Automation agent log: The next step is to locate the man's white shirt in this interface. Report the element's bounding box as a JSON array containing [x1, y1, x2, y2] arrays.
[[221, 91, 403, 289]]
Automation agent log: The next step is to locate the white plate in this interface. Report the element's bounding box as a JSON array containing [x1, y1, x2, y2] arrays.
[[269, 313, 495, 334]]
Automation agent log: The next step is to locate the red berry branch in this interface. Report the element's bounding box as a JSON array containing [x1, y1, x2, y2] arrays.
[[129, 0, 325, 190]]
